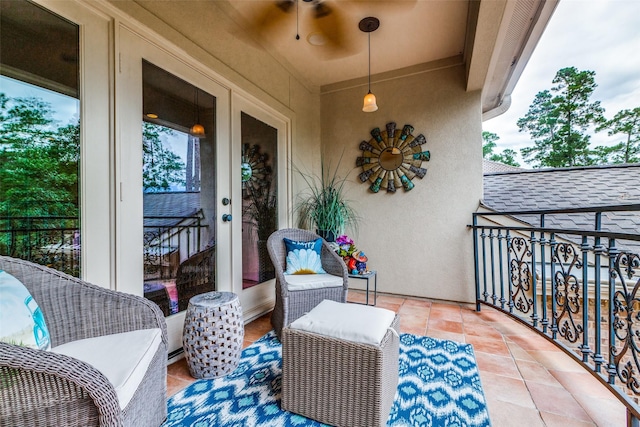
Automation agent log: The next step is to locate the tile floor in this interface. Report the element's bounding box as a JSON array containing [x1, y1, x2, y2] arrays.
[[166, 291, 627, 426]]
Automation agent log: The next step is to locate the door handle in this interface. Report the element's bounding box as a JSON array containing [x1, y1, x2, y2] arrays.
[[222, 214, 232, 222]]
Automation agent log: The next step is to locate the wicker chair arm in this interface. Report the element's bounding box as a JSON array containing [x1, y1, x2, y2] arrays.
[[320, 241, 349, 289], [0, 342, 123, 427]]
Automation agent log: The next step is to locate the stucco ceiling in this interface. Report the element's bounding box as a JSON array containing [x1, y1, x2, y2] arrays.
[[218, 0, 557, 117], [221, 0, 470, 88]]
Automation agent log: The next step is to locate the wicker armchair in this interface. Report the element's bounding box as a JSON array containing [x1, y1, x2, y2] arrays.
[[176, 245, 216, 312], [267, 228, 348, 339], [0, 256, 168, 427]]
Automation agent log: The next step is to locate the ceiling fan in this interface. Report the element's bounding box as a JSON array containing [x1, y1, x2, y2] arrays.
[[250, 0, 354, 57], [247, 0, 417, 58]]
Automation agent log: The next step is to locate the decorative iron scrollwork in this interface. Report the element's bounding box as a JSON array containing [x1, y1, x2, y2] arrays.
[[611, 252, 640, 395], [509, 237, 533, 314], [552, 243, 583, 343]]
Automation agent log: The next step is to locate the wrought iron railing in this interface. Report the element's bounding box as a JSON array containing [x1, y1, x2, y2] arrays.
[[143, 214, 208, 281], [0, 216, 81, 276], [0, 213, 208, 280], [471, 204, 640, 424]]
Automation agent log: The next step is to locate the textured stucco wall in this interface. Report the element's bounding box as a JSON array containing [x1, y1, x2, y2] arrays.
[[320, 64, 483, 303]]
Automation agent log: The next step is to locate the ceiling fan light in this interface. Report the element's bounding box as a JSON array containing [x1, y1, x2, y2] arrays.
[[362, 91, 378, 112], [190, 123, 205, 136], [307, 32, 327, 46]]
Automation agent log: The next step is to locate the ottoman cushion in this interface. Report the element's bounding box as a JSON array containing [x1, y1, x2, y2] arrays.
[[289, 299, 396, 345], [282, 301, 400, 427]]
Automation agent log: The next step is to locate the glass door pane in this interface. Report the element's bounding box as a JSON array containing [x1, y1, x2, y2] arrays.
[[0, 1, 81, 276], [142, 61, 217, 316], [241, 113, 278, 289]]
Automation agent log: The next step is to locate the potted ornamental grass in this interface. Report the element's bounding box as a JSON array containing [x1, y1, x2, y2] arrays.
[[294, 157, 359, 242]]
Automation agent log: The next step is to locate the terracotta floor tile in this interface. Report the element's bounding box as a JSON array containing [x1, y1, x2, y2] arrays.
[[427, 318, 464, 334], [166, 375, 194, 397], [165, 295, 626, 426], [485, 399, 545, 427], [538, 411, 596, 427], [474, 352, 521, 379], [400, 298, 432, 309], [514, 359, 561, 386], [528, 350, 585, 373], [463, 322, 504, 340], [425, 329, 466, 343], [567, 392, 626, 427], [549, 369, 619, 400], [465, 335, 511, 357], [526, 381, 592, 422], [166, 358, 192, 381], [505, 340, 537, 362], [480, 371, 536, 408]]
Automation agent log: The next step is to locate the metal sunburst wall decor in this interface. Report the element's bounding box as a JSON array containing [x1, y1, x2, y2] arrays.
[[241, 143, 272, 198], [357, 122, 430, 193]]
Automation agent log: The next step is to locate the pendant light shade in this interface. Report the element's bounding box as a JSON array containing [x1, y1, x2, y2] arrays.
[[360, 17, 379, 113], [191, 88, 205, 137], [190, 123, 205, 136], [363, 91, 378, 112]]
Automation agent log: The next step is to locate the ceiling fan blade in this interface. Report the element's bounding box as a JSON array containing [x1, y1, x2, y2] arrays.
[[310, 6, 357, 58], [249, 0, 295, 38]]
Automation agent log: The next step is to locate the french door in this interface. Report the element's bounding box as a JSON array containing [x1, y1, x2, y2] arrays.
[[116, 25, 290, 354], [117, 26, 232, 354]]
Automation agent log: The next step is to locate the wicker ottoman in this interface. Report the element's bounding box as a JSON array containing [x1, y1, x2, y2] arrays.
[[281, 300, 400, 427], [182, 291, 244, 379]]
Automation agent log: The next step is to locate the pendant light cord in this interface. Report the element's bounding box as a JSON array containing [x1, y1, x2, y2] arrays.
[[368, 32, 371, 93], [296, 0, 300, 40]]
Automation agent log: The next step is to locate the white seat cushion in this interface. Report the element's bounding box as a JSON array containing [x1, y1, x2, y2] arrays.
[[51, 328, 162, 409], [289, 300, 396, 345], [285, 273, 343, 291]]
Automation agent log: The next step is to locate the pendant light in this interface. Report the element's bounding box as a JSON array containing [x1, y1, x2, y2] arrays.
[[190, 88, 205, 137], [360, 17, 379, 113]]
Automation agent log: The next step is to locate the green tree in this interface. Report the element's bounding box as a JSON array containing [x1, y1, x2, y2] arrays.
[[142, 122, 186, 192], [593, 107, 640, 164], [0, 94, 78, 219], [518, 67, 604, 168], [482, 131, 520, 167], [482, 131, 498, 158]]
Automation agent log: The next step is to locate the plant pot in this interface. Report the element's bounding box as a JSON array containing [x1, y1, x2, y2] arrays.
[[316, 229, 336, 242]]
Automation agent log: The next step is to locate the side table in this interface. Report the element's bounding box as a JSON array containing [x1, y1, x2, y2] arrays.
[[182, 291, 244, 379], [348, 270, 377, 306]]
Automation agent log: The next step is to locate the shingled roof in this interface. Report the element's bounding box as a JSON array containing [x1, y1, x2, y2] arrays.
[[482, 162, 640, 250], [143, 192, 201, 228]]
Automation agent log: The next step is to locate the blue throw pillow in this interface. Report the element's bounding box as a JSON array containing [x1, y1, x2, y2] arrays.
[[0, 270, 51, 350], [284, 238, 327, 275]]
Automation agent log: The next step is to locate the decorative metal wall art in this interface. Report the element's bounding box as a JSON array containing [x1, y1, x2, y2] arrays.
[[241, 143, 272, 198], [357, 122, 430, 193]]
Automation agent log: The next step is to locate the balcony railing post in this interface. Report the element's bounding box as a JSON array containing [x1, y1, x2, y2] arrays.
[[489, 229, 497, 305], [481, 227, 489, 303], [549, 232, 558, 339], [593, 212, 605, 372], [580, 235, 592, 363], [530, 231, 539, 327], [473, 214, 481, 311], [540, 214, 549, 334], [498, 230, 506, 310], [607, 237, 619, 386], [506, 230, 514, 313]]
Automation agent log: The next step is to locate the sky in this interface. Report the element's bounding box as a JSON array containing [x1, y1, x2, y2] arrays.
[[483, 0, 640, 168]]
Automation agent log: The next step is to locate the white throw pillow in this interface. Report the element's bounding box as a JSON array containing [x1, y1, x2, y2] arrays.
[[0, 270, 51, 350]]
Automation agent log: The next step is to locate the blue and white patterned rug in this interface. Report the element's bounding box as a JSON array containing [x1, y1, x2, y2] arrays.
[[165, 331, 491, 426]]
